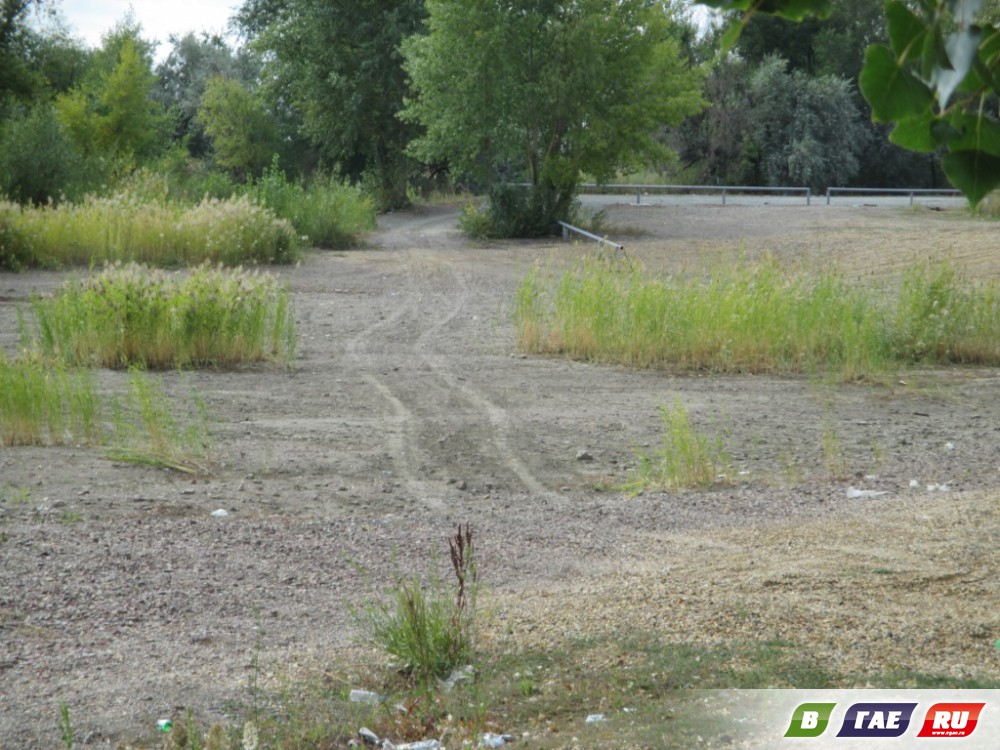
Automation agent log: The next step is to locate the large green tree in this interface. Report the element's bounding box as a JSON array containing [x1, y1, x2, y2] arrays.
[[196, 75, 278, 178], [236, 0, 426, 208], [402, 0, 705, 236]]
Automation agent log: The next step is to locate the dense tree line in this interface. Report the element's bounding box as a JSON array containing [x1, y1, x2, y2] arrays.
[[0, 0, 996, 235]]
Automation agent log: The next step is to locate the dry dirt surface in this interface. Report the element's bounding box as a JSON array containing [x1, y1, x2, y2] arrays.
[[1, 200, 1000, 748]]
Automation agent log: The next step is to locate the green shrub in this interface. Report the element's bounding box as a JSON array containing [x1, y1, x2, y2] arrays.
[[460, 183, 576, 239], [0, 353, 100, 447], [247, 164, 376, 249], [0, 203, 36, 271], [1, 192, 300, 268], [24, 262, 296, 369]]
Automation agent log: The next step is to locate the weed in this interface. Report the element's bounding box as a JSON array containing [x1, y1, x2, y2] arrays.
[[107, 369, 213, 474], [625, 401, 730, 492], [820, 425, 847, 479], [57, 512, 84, 524], [356, 524, 478, 688], [23, 262, 296, 369], [0, 485, 32, 505], [58, 701, 73, 750]]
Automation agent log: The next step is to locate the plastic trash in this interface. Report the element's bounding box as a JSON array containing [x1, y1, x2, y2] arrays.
[[478, 733, 516, 748], [358, 727, 381, 746], [395, 741, 441, 750], [846, 486, 888, 498], [210, 508, 229, 517], [909, 479, 920, 488], [349, 689, 382, 704], [438, 664, 475, 691], [157, 719, 173, 732], [585, 713, 607, 724]]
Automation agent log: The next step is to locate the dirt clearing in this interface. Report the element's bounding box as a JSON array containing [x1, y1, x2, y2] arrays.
[[1, 200, 999, 747]]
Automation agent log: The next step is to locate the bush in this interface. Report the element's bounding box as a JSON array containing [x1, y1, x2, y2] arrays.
[[0, 203, 35, 271], [0, 105, 92, 205], [460, 183, 576, 239], [247, 163, 376, 249], [23, 262, 296, 369]]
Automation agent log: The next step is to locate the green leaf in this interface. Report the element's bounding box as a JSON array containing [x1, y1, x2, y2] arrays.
[[889, 113, 937, 152], [941, 149, 1000, 207], [860, 45, 934, 122], [886, 0, 926, 60], [944, 114, 1000, 157]]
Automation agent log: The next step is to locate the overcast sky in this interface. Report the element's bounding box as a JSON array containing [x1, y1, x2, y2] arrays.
[[56, 0, 241, 60]]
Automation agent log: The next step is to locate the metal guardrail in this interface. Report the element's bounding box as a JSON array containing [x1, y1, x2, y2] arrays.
[[557, 220, 624, 251], [577, 183, 813, 205], [825, 187, 963, 205]]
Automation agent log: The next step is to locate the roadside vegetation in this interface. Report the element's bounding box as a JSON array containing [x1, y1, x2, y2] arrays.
[[22, 262, 296, 369], [516, 256, 1000, 381]]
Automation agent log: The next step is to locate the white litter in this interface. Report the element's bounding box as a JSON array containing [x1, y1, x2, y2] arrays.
[[210, 508, 229, 517], [909, 479, 920, 488], [585, 714, 607, 724], [846, 487, 889, 499]]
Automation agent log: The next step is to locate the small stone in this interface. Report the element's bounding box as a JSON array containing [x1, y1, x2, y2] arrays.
[[576, 450, 594, 462], [457, 480, 468, 491]]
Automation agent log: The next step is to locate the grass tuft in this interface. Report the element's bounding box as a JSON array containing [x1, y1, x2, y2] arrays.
[[624, 401, 730, 492], [23, 262, 296, 369]]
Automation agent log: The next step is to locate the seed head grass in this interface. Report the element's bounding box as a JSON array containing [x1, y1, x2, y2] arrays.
[[516, 255, 1000, 380], [0, 191, 300, 269], [23, 262, 296, 369]]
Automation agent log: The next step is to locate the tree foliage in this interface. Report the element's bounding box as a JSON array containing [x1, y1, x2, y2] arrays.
[[196, 76, 278, 179], [403, 0, 705, 236], [700, 0, 1000, 207], [235, 0, 426, 208]]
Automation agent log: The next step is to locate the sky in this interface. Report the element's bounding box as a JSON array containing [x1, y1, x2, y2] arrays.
[[55, 0, 241, 60]]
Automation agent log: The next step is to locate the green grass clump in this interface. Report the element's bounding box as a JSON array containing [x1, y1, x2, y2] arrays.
[[23, 262, 296, 369], [248, 164, 377, 249], [0, 191, 300, 269], [0, 353, 100, 447], [516, 256, 1000, 380], [625, 401, 730, 492]]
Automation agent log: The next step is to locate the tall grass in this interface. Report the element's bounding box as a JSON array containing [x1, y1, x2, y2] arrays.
[[0, 191, 300, 269], [247, 164, 377, 249], [624, 401, 731, 492], [516, 256, 1000, 379], [23, 262, 296, 369], [0, 353, 100, 446], [107, 369, 213, 474]]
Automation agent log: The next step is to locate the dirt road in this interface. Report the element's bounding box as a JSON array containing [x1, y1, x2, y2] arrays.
[[1, 202, 999, 747]]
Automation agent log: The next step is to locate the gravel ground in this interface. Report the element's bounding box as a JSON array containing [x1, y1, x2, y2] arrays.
[[1, 200, 999, 748]]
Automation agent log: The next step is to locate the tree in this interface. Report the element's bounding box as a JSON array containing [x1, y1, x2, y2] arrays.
[[53, 15, 171, 163], [155, 32, 258, 156], [746, 56, 865, 190], [235, 0, 426, 208], [699, 0, 1000, 207], [402, 0, 705, 236], [196, 75, 277, 179]]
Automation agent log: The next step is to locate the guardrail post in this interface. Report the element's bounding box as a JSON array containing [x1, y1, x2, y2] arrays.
[[636, 189, 641, 206], [826, 187, 832, 205], [806, 187, 811, 206], [909, 191, 915, 206], [722, 188, 727, 206], [562, 224, 569, 242]]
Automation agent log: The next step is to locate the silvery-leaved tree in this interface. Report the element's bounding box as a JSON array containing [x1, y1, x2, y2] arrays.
[[701, 0, 1000, 207]]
